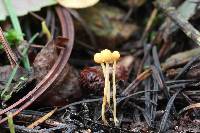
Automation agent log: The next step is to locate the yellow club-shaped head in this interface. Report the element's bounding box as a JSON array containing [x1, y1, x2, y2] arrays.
[[94, 53, 103, 63], [101, 49, 112, 63], [112, 51, 120, 61]]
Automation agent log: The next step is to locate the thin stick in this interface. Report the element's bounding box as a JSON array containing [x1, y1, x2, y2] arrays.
[[27, 108, 57, 129], [156, 1, 200, 46]]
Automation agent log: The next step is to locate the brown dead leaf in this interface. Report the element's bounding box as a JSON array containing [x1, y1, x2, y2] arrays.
[[33, 38, 81, 107], [33, 41, 58, 82], [36, 65, 81, 107], [77, 3, 139, 49]]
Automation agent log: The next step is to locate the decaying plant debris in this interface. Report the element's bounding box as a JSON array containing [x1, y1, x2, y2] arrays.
[[1, 0, 200, 132]]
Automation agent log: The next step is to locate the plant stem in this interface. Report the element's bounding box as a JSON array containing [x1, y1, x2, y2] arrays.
[[3, 0, 23, 40], [3, 0, 31, 71], [42, 21, 51, 40], [1, 64, 18, 100], [7, 113, 15, 133], [1, 33, 39, 100]]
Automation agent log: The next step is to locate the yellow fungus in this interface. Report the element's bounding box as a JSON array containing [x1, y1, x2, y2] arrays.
[[94, 53, 103, 64], [101, 49, 112, 105], [112, 51, 120, 61], [101, 49, 112, 63], [94, 52, 108, 124], [93, 49, 120, 126], [94, 53, 106, 75]]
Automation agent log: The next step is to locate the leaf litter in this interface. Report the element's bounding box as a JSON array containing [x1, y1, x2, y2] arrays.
[[1, 0, 200, 132]]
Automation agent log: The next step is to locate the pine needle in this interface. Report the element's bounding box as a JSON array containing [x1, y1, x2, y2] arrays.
[[27, 108, 57, 129]]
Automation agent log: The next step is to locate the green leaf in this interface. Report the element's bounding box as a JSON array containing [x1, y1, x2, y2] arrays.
[[4, 29, 22, 44], [0, 0, 57, 20], [0, 29, 21, 49]]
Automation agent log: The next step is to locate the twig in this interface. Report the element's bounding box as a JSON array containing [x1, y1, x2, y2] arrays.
[[178, 103, 200, 116], [156, 1, 200, 46], [27, 108, 57, 129], [122, 69, 152, 96]]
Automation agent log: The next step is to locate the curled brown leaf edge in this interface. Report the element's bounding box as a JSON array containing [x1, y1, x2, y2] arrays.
[[0, 6, 74, 124]]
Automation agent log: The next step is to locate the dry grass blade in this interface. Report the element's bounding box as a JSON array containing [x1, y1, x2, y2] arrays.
[[178, 103, 200, 115], [151, 65, 163, 89], [151, 76, 159, 124], [159, 90, 181, 132], [174, 55, 200, 80], [144, 77, 151, 126], [27, 108, 57, 129], [153, 46, 173, 103], [122, 69, 152, 96]]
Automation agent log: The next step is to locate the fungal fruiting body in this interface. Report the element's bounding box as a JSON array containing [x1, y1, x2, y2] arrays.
[[94, 52, 107, 124], [101, 49, 112, 106], [93, 49, 120, 126], [111, 51, 120, 125]]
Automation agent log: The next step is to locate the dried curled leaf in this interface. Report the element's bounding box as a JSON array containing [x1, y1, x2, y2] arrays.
[[33, 37, 81, 107], [77, 3, 139, 48], [57, 0, 99, 9], [33, 41, 58, 82]]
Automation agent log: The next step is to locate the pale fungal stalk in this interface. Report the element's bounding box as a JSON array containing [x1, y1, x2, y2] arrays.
[[106, 62, 110, 106], [101, 84, 107, 124], [101, 62, 107, 124], [111, 51, 120, 126], [94, 49, 120, 125], [94, 51, 108, 124], [101, 49, 112, 106]]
